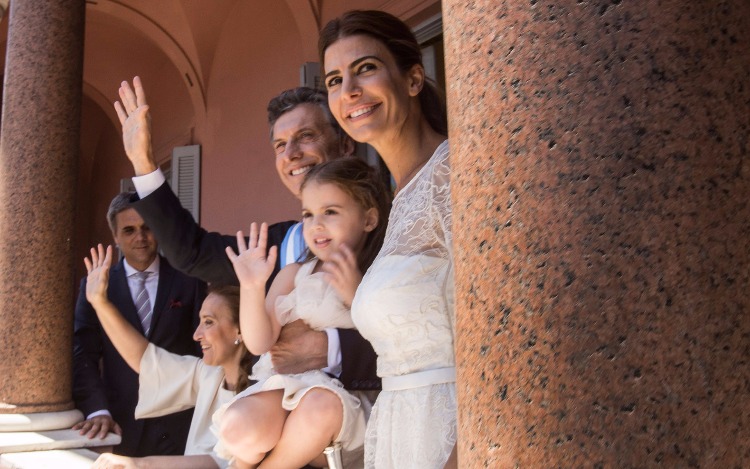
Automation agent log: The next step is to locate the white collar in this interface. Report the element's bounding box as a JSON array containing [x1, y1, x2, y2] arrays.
[[123, 256, 160, 277]]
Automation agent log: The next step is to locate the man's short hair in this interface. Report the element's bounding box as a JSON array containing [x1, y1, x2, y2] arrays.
[[107, 191, 136, 232], [267, 87, 347, 141]]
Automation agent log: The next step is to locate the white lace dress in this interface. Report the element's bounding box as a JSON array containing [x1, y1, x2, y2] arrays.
[[213, 259, 366, 467], [351, 140, 456, 468]]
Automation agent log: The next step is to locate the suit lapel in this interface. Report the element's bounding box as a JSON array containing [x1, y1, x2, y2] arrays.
[[150, 256, 174, 336]]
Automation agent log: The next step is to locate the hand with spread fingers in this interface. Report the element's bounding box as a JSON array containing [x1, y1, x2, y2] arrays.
[[114, 76, 157, 176], [72, 414, 122, 440], [225, 222, 278, 290], [84, 244, 114, 308]]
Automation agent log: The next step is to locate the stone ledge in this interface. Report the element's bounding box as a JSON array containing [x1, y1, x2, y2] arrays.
[[0, 429, 120, 454], [0, 410, 83, 432], [0, 448, 101, 469]]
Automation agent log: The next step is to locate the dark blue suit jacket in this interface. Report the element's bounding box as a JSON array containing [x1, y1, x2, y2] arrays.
[[72, 256, 207, 456]]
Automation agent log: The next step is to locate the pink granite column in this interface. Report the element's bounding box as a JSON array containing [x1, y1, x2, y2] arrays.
[[0, 0, 85, 415], [444, 1, 749, 466]]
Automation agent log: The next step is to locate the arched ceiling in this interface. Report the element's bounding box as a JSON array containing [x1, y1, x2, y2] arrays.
[[284, 0, 323, 59], [83, 0, 205, 134]]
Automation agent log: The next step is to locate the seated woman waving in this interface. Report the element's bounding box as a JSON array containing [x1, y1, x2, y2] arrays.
[[85, 244, 251, 469], [215, 158, 390, 468]]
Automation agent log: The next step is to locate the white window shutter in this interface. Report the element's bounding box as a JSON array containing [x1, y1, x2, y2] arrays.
[[300, 62, 322, 90], [170, 144, 201, 222]]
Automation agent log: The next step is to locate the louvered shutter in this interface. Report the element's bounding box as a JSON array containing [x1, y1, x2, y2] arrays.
[[170, 144, 201, 222]]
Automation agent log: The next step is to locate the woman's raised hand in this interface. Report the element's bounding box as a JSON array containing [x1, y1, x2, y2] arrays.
[[322, 243, 362, 307], [84, 244, 113, 307], [113, 76, 157, 176], [226, 222, 278, 289]]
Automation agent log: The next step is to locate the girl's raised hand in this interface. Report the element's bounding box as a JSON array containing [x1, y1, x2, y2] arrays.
[[84, 244, 113, 307], [322, 243, 362, 307], [226, 222, 278, 289]]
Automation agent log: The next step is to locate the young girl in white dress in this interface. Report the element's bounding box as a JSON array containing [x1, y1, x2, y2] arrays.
[[319, 10, 457, 469], [215, 157, 391, 468]]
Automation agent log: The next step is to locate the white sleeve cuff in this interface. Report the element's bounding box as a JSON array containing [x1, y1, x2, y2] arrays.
[[86, 409, 112, 420], [321, 328, 342, 377], [132, 168, 166, 198]]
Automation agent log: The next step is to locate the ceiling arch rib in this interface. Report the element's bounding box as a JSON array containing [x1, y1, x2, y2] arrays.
[[88, 0, 206, 121], [284, 0, 321, 60], [82, 80, 121, 130]]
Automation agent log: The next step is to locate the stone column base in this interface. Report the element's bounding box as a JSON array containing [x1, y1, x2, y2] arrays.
[[0, 428, 121, 454], [1, 448, 104, 469], [0, 409, 120, 467], [0, 410, 83, 433]]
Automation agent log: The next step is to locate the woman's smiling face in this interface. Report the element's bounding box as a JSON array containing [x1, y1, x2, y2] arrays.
[[323, 34, 419, 146], [193, 293, 241, 368]]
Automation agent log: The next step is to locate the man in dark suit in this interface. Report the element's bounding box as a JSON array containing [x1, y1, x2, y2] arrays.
[[72, 192, 207, 456], [116, 78, 380, 392]]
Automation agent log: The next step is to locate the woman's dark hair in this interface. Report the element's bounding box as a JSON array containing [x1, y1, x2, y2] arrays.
[[318, 9, 447, 136], [300, 157, 391, 272], [207, 285, 255, 394]]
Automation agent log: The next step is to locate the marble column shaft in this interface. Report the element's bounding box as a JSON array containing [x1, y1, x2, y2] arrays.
[[444, 0, 749, 466], [0, 0, 85, 413]]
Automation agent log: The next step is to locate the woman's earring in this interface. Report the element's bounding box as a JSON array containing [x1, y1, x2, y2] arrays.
[[234, 338, 241, 346]]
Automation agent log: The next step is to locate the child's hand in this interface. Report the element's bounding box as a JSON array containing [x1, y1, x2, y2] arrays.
[[322, 243, 362, 307], [226, 222, 278, 289], [84, 244, 113, 307]]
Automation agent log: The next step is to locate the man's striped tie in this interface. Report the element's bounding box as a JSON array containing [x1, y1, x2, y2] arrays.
[[132, 271, 152, 335]]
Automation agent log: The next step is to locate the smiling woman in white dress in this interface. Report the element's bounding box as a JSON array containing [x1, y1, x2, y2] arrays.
[[319, 10, 457, 469], [84, 244, 252, 469]]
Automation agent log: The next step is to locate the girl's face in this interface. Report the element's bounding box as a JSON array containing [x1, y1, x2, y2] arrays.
[[193, 294, 242, 369], [301, 180, 378, 262], [323, 34, 422, 146]]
